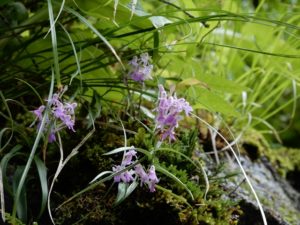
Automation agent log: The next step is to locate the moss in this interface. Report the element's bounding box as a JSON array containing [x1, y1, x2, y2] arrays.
[[4, 213, 26, 225], [241, 129, 270, 160], [55, 182, 241, 225], [129, 127, 152, 149], [242, 129, 300, 179], [55, 187, 120, 225], [55, 186, 184, 225], [54, 146, 241, 225], [157, 163, 241, 225], [267, 147, 300, 178], [238, 130, 300, 224], [84, 144, 114, 170], [102, 132, 125, 149], [278, 205, 300, 225], [54, 125, 281, 225], [178, 194, 241, 225], [157, 163, 201, 198]]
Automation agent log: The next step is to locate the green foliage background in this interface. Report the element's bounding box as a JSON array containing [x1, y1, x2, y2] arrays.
[[1, 0, 300, 224]]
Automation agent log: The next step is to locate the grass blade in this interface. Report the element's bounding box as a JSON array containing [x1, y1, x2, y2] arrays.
[[0, 92, 14, 154], [47, 0, 61, 88], [192, 113, 267, 225], [33, 156, 48, 219], [0, 164, 5, 222], [63, 6, 125, 70]]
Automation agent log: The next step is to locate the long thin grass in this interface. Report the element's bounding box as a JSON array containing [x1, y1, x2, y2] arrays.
[[1, 0, 299, 224]]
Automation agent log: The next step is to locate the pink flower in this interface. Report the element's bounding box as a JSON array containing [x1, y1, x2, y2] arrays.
[[128, 53, 153, 82], [33, 105, 45, 121], [48, 131, 56, 143], [154, 85, 192, 141], [31, 90, 77, 143], [112, 165, 135, 183], [122, 149, 137, 166], [135, 164, 148, 184], [113, 148, 137, 183], [111, 149, 159, 192], [147, 165, 159, 192], [134, 164, 159, 192]]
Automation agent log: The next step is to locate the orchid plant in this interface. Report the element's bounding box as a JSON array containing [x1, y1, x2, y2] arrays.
[[31, 88, 77, 144], [90, 54, 195, 203]]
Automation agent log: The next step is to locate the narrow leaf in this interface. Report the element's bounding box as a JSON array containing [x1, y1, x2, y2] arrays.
[[90, 171, 113, 184], [115, 182, 127, 204], [34, 156, 48, 219], [103, 146, 135, 155], [13, 166, 27, 223], [64, 6, 125, 70]]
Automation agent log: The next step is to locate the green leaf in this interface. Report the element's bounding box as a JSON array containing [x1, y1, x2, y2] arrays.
[[124, 180, 138, 199], [0, 163, 5, 222], [9, 2, 28, 22], [191, 88, 240, 117], [115, 182, 127, 204], [88, 90, 102, 127], [12, 166, 27, 223], [0, 145, 23, 196], [0, 128, 13, 153], [0, 0, 13, 6], [73, 0, 151, 28], [0, 91, 14, 153], [103, 146, 135, 155], [33, 157, 48, 219], [47, 0, 61, 87], [64, 6, 124, 69], [90, 171, 113, 184], [114, 181, 138, 205], [149, 16, 172, 28], [11, 70, 55, 222], [103, 146, 150, 157], [178, 75, 246, 95]]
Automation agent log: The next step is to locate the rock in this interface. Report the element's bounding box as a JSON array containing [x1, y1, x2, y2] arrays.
[[225, 154, 300, 225]]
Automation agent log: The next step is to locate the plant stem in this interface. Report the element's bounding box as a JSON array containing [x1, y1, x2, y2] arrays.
[[11, 72, 55, 224], [47, 0, 62, 88]]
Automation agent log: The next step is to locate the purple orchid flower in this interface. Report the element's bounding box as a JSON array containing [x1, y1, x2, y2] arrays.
[[111, 148, 159, 192], [112, 165, 135, 183], [147, 165, 159, 192], [154, 85, 192, 141], [134, 164, 148, 184], [122, 149, 137, 166], [128, 53, 153, 82], [48, 131, 56, 143], [31, 89, 77, 143], [33, 105, 45, 121]]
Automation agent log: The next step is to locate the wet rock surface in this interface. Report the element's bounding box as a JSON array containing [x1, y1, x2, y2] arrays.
[[226, 155, 300, 225]]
